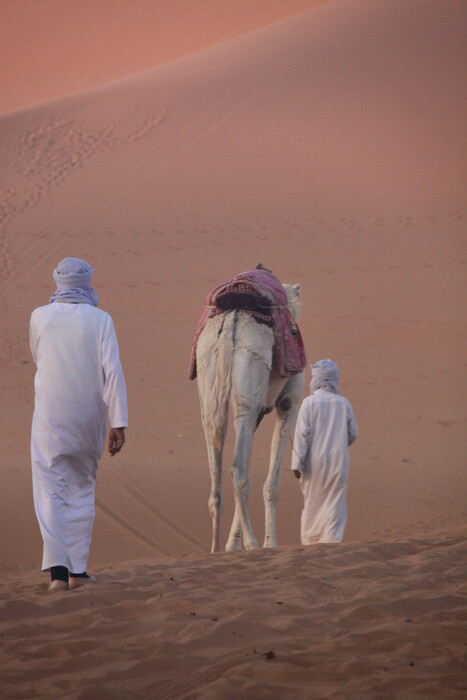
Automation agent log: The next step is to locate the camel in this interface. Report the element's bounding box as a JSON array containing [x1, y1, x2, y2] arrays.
[[191, 267, 306, 552]]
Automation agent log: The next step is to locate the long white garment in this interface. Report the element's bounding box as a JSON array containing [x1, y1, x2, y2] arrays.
[[291, 389, 358, 544], [30, 302, 128, 572]]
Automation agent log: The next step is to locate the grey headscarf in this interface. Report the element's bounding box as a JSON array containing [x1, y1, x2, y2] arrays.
[[309, 359, 339, 395], [49, 257, 98, 306]]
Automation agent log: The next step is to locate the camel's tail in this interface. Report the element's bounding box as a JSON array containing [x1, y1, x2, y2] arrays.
[[197, 312, 235, 449]]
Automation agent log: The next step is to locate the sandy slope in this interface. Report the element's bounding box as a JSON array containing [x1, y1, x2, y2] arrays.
[[0, 530, 465, 698], [0, 0, 330, 115], [0, 2, 465, 697], [0, 0, 465, 578]]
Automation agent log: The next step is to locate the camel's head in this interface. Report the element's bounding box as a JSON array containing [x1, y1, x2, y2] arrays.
[[283, 283, 301, 322]]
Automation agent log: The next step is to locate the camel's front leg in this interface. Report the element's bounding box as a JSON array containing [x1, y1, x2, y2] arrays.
[[263, 372, 305, 548]]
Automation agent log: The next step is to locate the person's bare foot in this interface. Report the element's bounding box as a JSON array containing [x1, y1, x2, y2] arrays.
[[48, 579, 68, 592], [69, 575, 96, 590]]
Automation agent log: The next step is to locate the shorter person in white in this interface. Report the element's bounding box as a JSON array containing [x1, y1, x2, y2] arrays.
[[291, 359, 357, 544], [30, 257, 128, 591]]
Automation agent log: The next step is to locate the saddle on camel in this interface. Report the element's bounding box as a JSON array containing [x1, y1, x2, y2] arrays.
[[189, 264, 306, 380]]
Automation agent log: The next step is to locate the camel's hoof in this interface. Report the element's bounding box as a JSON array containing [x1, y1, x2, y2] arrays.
[[244, 539, 259, 551]]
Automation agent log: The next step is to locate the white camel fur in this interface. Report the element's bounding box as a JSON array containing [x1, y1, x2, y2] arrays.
[[196, 283, 305, 552]]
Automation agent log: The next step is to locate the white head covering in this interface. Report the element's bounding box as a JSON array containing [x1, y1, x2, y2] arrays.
[[309, 359, 339, 395], [49, 257, 98, 306]]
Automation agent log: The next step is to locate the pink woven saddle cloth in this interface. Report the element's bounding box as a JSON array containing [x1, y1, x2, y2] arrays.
[[189, 268, 306, 380]]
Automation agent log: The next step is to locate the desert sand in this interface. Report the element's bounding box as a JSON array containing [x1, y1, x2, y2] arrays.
[[0, 0, 465, 697], [1, 530, 465, 698], [0, 0, 331, 115]]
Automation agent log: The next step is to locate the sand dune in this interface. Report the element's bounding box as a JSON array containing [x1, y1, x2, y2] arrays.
[[1, 0, 465, 574], [1, 0, 465, 696], [0, 529, 465, 698], [0, 0, 330, 115], [0, 0, 465, 597]]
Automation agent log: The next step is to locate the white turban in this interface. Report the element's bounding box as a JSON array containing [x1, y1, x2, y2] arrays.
[[49, 257, 98, 306], [309, 359, 339, 395]]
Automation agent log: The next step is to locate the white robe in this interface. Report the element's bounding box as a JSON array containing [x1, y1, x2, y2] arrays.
[[30, 302, 128, 572], [291, 389, 357, 544]]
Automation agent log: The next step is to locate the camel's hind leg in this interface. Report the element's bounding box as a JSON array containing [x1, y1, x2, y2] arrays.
[[226, 415, 258, 551], [263, 371, 305, 548], [203, 423, 227, 554], [196, 323, 231, 553], [226, 350, 270, 552], [198, 386, 228, 552], [226, 509, 242, 551]]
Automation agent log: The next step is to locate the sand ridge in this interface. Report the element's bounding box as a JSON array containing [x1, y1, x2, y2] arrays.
[[1, 530, 465, 698], [0, 0, 332, 115]]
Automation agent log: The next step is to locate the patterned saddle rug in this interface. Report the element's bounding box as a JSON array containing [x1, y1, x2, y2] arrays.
[[189, 268, 306, 380]]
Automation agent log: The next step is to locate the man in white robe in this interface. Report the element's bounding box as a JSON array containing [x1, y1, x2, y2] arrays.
[[30, 257, 128, 591], [291, 359, 357, 544]]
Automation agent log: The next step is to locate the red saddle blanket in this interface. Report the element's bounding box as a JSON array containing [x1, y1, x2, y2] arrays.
[[189, 268, 307, 380]]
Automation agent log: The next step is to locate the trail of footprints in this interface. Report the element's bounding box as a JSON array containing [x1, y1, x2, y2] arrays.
[[0, 105, 165, 283], [0, 99, 463, 287]]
